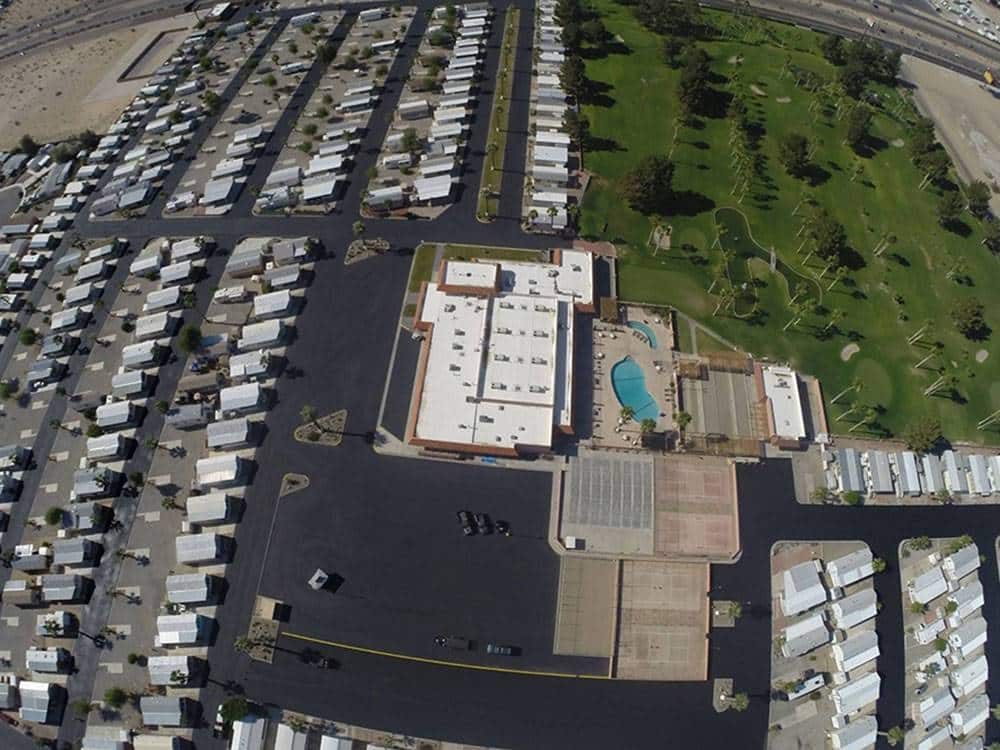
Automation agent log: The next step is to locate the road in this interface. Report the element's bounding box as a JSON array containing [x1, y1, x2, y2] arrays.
[[705, 0, 999, 80], [0, 0, 997, 748]]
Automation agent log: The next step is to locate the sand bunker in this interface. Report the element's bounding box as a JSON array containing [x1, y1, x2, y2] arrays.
[[750, 84, 767, 97], [977, 349, 989, 363], [776, 96, 791, 103], [840, 343, 860, 362]]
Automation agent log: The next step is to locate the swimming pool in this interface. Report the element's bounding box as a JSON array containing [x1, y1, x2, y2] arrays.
[[610, 356, 660, 422], [627, 320, 658, 349]]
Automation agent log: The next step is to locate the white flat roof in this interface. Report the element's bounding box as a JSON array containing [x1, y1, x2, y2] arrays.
[[763, 365, 806, 439], [412, 252, 590, 452]]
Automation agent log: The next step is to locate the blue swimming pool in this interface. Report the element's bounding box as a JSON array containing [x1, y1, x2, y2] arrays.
[[627, 320, 658, 349], [610, 356, 660, 422]]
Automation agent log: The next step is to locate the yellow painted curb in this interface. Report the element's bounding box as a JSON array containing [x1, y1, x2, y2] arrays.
[[282, 631, 611, 680]]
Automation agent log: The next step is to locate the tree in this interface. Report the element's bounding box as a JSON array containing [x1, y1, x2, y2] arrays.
[[902, 416, 941, 453], [919, 149, 951, 189], [886, 725, 906, 747], [965, 180, 991, 218], [951, 297, 987, 339], [808, 208, 847, 264], [934, 488, 952, 504], [910, 601, 927, 614], [18, 327, 37, 346], [844, 105, 872, 153], [729, 692, 750, 711], [352, 220, 366, 238], [910, 535, 932, 550], [219, 696, 249, 723], [675, 411, 692, 432], [72, 699, 94, 719], [872, 557, 887, 573], [401, 127, 421, 154], [103, 687, 128, 709], [937, 190, 965, 228], [0, 380, 17, 400], [621, 155, 674, 214], [662, 35, 688, 68], [77, 129, 100, 149], [86, 424, 102, 438], [838, 62, 868, 99], [677, 47, 712, 115], [777, 133, 810, 178], [18, 134, 40, 157], [560, 55, 586, 99], [178, 324, 202, 355], [727, 601, 743, 620], [44, 506, 63, 526], [620, 405, 635, 422], [932, 637, 948, 653], [155, 400, 170, 414], [564, 109, 589, 146], [819, 34, 846, 65]]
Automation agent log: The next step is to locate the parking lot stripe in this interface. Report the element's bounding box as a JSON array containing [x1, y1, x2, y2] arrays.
[[282, 631, 610, 680]]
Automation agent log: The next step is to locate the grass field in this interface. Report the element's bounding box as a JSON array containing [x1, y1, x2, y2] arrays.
[[579, 1, 1000, 443], [406, 243, 546, 292], [477, 8, 519, 220]]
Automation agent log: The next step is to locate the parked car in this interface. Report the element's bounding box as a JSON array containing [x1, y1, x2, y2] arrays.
[[212, 707, 228, 738], [486, 643, 514, 656], [456, 510, 475, 536], [434, 635, 470, 650], [474, 512, 491, 534]]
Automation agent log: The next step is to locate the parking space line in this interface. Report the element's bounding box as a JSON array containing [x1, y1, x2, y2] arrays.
[[282, 632, 610, 680]]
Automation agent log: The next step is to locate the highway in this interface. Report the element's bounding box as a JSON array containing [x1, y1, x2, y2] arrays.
[[705, 0, 998, 80], [0, 0, 190, 62]]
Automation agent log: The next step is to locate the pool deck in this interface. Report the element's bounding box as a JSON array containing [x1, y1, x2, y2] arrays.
[[589, 308, 676, 449]]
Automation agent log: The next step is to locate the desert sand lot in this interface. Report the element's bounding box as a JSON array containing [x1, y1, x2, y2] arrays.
[[0, 13, 196, 150], [901, 54, 1000, 213]]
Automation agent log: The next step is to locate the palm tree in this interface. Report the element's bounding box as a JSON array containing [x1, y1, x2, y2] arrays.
[[547, 205, 558, 227], [823, 308, 845, 333], [713, 286, 735, 317], [619, 405, 635, 423], [837, 399, 863, 422], [826, 265, 848, 292], [830, 378, 861, 405], [161, 496, 183, 511], [849, 407, 877, 433]]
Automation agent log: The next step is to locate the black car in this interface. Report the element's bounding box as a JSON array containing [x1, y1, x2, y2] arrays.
[[457, 510, 475, 535], [486, 643, 514, 656], [474, 512, 491, 534]]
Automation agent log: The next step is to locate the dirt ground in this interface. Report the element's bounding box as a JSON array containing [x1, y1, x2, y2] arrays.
[[0, 0, 78, 31], [0, 13, 196, 150], [901, 54, 1000, 213]]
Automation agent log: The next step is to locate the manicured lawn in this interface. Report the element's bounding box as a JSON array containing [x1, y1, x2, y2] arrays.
[[477, 8, 519, 220], [580, 2, 1000, 443], [407, 243, 546, 292]]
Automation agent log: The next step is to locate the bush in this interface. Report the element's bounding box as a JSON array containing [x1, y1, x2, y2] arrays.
[[86, 424, 102, 438], [18, 328, 37, 346], [104, 687, 128, 709], [841, 491, 861, 506], [951, 298, 987, 340], [44, 506, 63, 526]]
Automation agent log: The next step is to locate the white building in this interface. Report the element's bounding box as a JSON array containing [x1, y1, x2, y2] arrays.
[[908, 565, 948, 605], [832, 671, 880, 716], [831, 630, 879, 673], [830, 588, 877, 631], [949, 654, 988, 697], [781, 612, 830, 658], [830, 715, 877, 750], [942, 543, 980, 583], [407, 250, 594, 456], [760, 365, 806, 442], [780, 560, 827, 616], [826, 547, 874, 589], [947, 615, 988, 661]]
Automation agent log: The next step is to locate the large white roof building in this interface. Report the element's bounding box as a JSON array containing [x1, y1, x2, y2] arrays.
[[407, 250, 594, 456]]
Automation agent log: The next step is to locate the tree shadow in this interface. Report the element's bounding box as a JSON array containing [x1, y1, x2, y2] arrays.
[[802, 163, 831, 187], [669, 190, 715, 217], [941, 218, 972, 238]]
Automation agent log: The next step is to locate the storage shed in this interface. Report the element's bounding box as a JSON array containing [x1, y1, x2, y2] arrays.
[[165, 572, 218, 604]]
